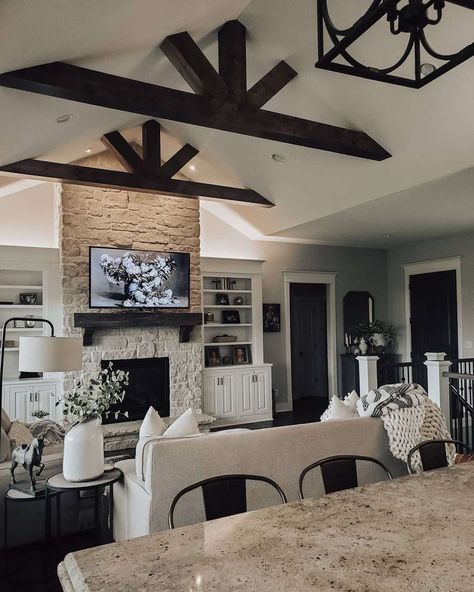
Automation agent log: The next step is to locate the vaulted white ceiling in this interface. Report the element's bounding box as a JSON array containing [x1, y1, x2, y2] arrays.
[[0, 0, 473, 247]]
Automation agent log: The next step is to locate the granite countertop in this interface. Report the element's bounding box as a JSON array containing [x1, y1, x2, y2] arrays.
[[58, 463, 474, 592]]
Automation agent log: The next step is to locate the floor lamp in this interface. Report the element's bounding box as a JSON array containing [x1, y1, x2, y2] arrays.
[[0, 317, 83, 460]]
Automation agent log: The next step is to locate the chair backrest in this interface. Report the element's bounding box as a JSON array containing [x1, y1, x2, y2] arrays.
[[168, 473, 287, 529], [407, 439, 472, 474], [298, 454, 393, 500]]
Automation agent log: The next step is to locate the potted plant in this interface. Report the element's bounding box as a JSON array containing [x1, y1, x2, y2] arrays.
[[355, 320, 395, 354], [61, 362, 129, 482]]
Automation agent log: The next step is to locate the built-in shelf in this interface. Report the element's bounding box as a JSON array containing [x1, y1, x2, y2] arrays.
[[74, 311, 202, 346], [1, 327, 43, 332], [0, 305, 43, 309], [204, 305, 252, 309], [4, 348, 20, 352], [204, 323, 252, 328], [204, 342, 252, 346], [203, 289, 252, 294], [0, 285, 43, 290]]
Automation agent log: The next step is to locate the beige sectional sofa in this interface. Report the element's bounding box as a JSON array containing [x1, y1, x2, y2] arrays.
[[113, 417, 407, 541]]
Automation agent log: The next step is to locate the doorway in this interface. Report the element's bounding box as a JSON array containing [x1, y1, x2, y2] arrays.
[[409, 270, 459, 364], [290, 283, 329, 413]]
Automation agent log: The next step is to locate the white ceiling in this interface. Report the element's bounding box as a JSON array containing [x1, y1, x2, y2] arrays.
[[0, 0, 473, 248]]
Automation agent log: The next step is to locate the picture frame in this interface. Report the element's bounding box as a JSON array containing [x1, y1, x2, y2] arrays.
[[233, 344, 252, 365], [205, 347, 221, 367], [222, 310, 240, 324], [19, 292, 37, 305], [263, 303, 281, 333], [215, 293, 229, 306], [14, 320, 25, 328]]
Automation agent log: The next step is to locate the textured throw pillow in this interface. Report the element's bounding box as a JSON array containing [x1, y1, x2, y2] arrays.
[[321, 395, 357, 421], [139, 406, 166, 438], [344, 390, 359, 410], [8, 421, 34, 449], [1, 408, 11, 433], [163, 408, 200, 438], [1, 426, 11, 462]]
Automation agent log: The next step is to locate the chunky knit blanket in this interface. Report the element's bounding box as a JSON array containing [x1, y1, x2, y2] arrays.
[[357, 383, 453, 471]]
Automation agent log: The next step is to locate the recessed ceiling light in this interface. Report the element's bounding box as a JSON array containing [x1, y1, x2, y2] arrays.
[[56, 113, 73, 124], [271, 153, 286, 164], [380, 233, 393, 239], [420, 63, 436, 78], [85, 147, 92, 154], [189, 164, 196, 172]]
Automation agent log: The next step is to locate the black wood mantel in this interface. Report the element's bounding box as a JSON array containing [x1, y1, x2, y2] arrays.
[[74, 312, 202, 346]]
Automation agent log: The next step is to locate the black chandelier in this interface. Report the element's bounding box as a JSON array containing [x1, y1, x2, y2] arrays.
[[315, 0, 474, 88]]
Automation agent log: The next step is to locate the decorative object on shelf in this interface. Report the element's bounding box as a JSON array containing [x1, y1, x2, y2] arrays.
[[226, 278, 237, 290], [204, 312, 215, 324], [233, 296, 244, 305], [10, 436, 45, 494], [210, 279, 222, 290], [90, 246, 190, 309], [263, 303, 281, 333], [359, 337, 368, 356], [222, 356, 233, 366], [0, 301, 14, 305], [355, 320, 395, 354], [19, 292, 37, 305], [13, 319, 25, 328], [2, 340, 15, 348], [213, 334, 238, 343], [0, 316, 83, 464], [25, 316, 36, 328], [233, 344, 252, 365], [222, 310, 240, 324], [315, 0, 474, 88], [215, 293, 229, 306], [62, 362, 129, 482], [205, 347, 221, 367]]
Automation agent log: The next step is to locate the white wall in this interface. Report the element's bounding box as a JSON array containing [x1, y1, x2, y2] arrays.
[[201, 208, 388, 403], [0, 182, 58, 248], [388, 230, 474, 360]]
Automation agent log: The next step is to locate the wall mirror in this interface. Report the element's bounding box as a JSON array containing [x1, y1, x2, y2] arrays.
[[343, 291, 374, 337]]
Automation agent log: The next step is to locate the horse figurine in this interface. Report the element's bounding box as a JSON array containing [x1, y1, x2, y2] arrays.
[[10, 436, 45, 491]]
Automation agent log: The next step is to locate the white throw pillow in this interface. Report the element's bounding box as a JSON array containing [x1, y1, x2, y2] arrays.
[[320, 395, 357, 421], [139, 406, 166, 438], [163, 408, 199, 438], [344, 390, 359, 410]]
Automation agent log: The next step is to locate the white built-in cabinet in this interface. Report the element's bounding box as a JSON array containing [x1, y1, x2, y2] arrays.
[[2, 379, 63, 423], [201, 258, 273, 426]]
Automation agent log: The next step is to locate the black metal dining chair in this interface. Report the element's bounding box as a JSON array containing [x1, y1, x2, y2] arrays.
[[168, 474, 287, 529], [298, 455, 393, 500], [407, 439, 472, 474]]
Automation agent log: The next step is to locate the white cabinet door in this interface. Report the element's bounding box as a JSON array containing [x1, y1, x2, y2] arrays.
[[35, 383, 58, 420], [254, 369, 271, 415], [8, 385, 35, 422], [203, 373, 218, 416], [218, 373, 236, 418], [236, 371, 255, 416]]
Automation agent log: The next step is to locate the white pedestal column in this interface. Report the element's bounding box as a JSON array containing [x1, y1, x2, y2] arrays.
[[424, 352, 452, 421], [357, 356, 380, 395]]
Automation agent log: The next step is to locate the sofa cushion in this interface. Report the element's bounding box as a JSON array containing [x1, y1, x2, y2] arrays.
[[162, 409, 199, 438], [1, 408, 11, 433], [8, 421, 34, 448], [321, 394, 357, 421]]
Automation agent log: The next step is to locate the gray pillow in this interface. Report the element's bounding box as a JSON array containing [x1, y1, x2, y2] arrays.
[[1, 408, 11, 433]]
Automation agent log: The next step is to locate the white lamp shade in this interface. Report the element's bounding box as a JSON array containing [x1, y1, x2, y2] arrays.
[[19, 337, 83, 372]]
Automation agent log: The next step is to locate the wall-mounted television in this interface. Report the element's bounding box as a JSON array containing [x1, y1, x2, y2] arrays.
[[89, 246, 190, 309]]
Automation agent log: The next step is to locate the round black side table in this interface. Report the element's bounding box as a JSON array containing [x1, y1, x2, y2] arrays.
[[46, 468, 122, 542]]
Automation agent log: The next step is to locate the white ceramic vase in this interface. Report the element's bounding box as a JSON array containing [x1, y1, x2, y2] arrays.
[[63, 418, 104, 482], [359, 337, 368, 355]]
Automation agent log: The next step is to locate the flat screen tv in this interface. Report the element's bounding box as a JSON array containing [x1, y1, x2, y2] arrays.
[[89, 246, 190, 309]]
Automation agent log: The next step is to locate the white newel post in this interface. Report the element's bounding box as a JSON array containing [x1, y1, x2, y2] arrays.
[[357, 356, 380, 394], [424, 352, 452, 421]]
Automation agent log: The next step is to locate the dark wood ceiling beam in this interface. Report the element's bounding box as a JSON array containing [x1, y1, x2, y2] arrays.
[[218, 20, 247, 102], [0, 62, 390, 160], [100, 130, 143, 172], [247, 61, 298, 108], [0, 159, 273, 207], [160, 32, 228, 98], [141, 119, 161, 173], [160, 144, 199, 178]]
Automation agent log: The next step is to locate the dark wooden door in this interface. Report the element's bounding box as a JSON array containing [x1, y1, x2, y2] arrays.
[[410, 270, 458, 364], [290, 283, 328, 400]]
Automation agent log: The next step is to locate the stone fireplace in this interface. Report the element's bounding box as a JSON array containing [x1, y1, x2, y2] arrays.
[[59, 151, 202, 418]]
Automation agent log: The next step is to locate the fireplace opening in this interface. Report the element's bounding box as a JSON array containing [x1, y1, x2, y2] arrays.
[[101, 357, 170, 424]]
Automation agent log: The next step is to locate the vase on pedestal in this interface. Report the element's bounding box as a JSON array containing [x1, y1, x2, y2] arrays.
[[63, 418, 104, 482]]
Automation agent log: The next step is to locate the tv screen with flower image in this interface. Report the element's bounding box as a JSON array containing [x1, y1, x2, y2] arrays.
[[89, 246, 190, 309]]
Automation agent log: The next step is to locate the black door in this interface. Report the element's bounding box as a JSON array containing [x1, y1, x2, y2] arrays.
[[410, 270, 458, 364], [290, 283, 328, 401]]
